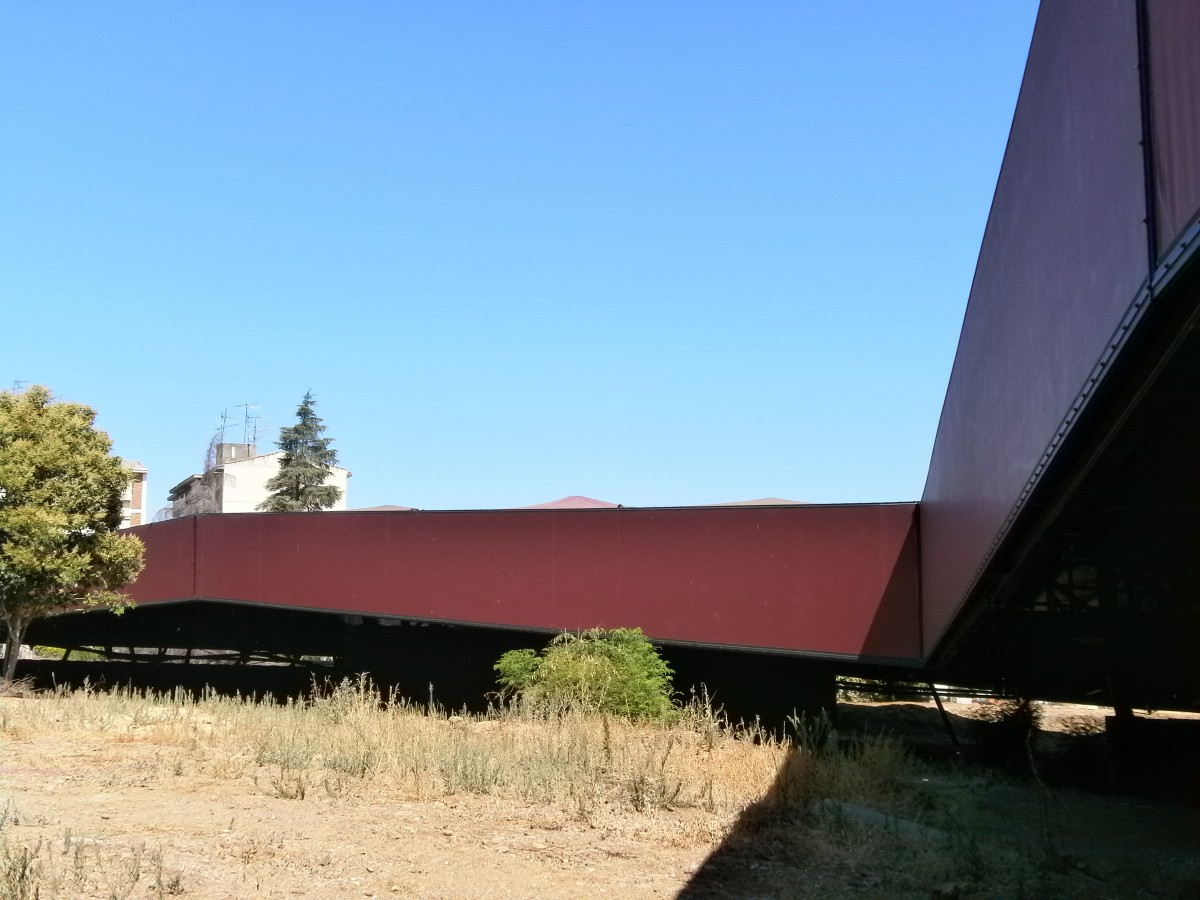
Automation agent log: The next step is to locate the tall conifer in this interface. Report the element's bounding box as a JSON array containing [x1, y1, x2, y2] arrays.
[[257, 391, 342, 512]]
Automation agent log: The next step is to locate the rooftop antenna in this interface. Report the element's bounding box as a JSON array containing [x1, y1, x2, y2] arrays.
[[11, 380, 28, 392], [216, 409, 232, 443], [235, 403, 261, 445]]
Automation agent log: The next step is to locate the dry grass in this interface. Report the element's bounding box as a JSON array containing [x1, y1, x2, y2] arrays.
[[0, 677, 809, 896], [1, 676, 789, 817], [2, 681, 1196, 898], [0, 676, 798, 896], [0, 822, 184, 900]]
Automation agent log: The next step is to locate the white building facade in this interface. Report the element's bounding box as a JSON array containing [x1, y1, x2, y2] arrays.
[[168, 443, 350, 516]]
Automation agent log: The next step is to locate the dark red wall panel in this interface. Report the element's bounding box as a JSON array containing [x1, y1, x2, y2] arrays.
[[128, 505, 921, 662], [1149, 0, 1200, 250], [123, 517, 195, 602], [920, 2, 1148, 653]]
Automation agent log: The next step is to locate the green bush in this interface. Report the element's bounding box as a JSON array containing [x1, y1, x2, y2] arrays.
[[494, 628, 677, 720]]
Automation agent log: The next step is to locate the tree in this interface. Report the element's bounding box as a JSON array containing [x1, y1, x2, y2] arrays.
[[167, 475, 219, 518], [0, 386, 145, 680], [257, 391, 342, 512], [167, 431, 221, 518], [494, 628, 678, 720]]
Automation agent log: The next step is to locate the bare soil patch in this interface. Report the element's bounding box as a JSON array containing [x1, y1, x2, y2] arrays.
[[0, 730, 711, 898]]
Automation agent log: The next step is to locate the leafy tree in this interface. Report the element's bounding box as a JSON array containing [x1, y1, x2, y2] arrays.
[[0, 386, 145, 680], [495, 628, 677, 720], [257, 391, 342, 512]]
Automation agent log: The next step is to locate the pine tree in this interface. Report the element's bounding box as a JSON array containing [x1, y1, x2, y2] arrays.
[[257, 391, 343, 512]]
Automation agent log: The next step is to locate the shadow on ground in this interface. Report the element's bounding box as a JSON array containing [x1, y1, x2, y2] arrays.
[[678, 702, 1200, 899]]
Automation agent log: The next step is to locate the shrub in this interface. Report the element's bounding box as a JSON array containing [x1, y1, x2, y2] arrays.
[[494, 628, 677, 720], [970, 698, 1043, 768]]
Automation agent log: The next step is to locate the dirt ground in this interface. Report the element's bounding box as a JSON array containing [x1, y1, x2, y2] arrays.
[[0, 687, 750, 900], [0, 726, 714, 898], [1, 698, 1198, 899]]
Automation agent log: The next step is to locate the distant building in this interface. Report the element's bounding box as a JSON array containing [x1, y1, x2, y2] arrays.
[[167, 443, 351, 516], [120, 460, 148, 527]]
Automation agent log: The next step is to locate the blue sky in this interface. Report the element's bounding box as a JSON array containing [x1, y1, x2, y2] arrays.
[[3, 2, 1039, 513]]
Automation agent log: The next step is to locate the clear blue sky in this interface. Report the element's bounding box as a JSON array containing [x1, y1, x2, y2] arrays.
[[3, 2, 1039, 513]]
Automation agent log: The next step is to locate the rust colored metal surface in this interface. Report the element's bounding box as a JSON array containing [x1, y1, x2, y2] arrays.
[[126, 515, 196, 603], [1149, 0, 1200, 251], [920, 1, 1149, 654], [126, 503, 921, 663]]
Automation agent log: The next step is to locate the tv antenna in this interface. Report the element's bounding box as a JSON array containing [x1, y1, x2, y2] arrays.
[[235, 403, 261, 445], [247, 413, 267, 445], [216, 409, 232, 443]]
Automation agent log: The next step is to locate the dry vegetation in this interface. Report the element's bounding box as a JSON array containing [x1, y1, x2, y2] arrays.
[[0, 681, 1197, 898], [2, 678, 786, 816], [0, 678, 788, 898]]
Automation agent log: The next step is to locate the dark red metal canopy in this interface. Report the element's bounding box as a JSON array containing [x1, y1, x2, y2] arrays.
[[127, 503, 921, 664]]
